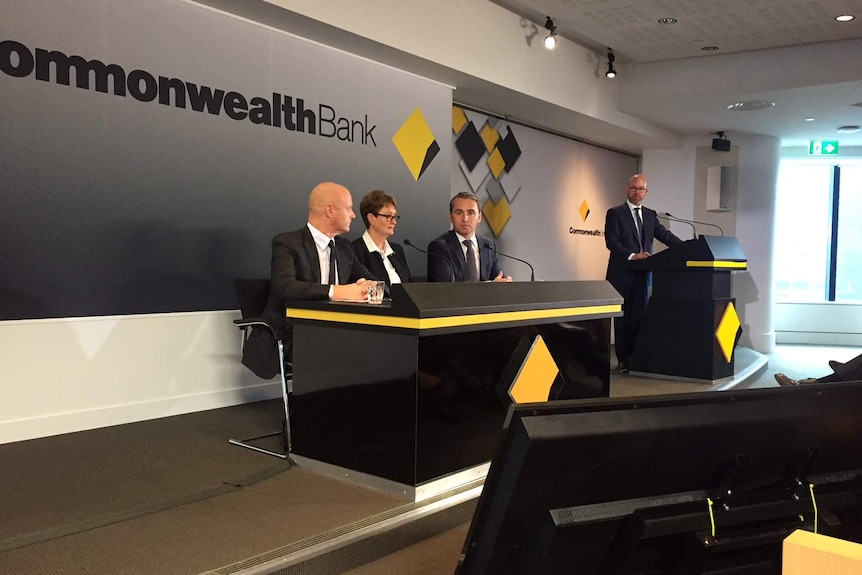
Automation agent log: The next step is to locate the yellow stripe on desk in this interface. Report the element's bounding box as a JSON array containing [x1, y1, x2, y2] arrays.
[[286, 304, 622, 330], [686, 260, 747, 269]]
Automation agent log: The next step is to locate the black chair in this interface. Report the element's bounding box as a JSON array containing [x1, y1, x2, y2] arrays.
[[230, 278, 292, 459]]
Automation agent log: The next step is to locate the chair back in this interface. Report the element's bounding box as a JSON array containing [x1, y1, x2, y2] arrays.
[[234, 278, 271, 319]]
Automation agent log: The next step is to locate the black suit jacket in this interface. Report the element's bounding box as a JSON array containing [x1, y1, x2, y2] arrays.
[[426, 230, 502, 282], [350, 236, 412, 286], [242, 226, 375, 378], [604, 203, 683, 292]]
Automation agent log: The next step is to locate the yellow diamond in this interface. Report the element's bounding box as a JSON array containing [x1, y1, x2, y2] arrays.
[[715, 302, 741, 363], [579, 200, 591, 222], [393, 108, 439, 181], [487, 147, 506, 179], [509, 335, 560, 403], [480, 123, 500, 153], [483, 195, 511, 237], [452, 106, 468, 134]]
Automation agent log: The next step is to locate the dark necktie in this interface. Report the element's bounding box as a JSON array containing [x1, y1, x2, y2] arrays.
[[328, 240, 337, 285], [634, 207, 644, 251], [463, 239, 479, 282]]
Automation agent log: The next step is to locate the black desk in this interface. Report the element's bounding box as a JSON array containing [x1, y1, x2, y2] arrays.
[[285, 281, 622, 488]]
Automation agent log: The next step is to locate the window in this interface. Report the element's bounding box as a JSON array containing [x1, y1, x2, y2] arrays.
[[774, 159, 862, 303]]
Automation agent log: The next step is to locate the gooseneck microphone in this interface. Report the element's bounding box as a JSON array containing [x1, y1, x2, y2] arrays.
[[483, 243, 535, 281], [658, 212, 696, 239], [404, 239, 455, 282], [662, 212, 725, 237]]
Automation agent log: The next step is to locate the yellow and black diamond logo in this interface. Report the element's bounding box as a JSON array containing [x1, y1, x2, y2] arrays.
[[715, 302, 742, 362], [392, 108, 440, 181]]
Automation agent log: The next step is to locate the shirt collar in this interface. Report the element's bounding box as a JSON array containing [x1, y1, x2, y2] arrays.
[[454, 231, 475, 246], [361, 230, 393, 256], [306, 222, 332, 251], [626, 200, 644, 212]]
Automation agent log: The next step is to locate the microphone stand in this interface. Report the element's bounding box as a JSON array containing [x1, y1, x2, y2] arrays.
[[404, 239, 455, 282], [483, 243, 535, 281], [659, 212, 696, 240], [663, 212, 725, 237]]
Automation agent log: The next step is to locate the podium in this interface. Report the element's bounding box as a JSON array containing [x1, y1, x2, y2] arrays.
[[284, 281, 621, 494], [629, 235, 747, 381]]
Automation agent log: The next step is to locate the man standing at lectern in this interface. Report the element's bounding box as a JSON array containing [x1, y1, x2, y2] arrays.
[[605, 174, 683, 372]]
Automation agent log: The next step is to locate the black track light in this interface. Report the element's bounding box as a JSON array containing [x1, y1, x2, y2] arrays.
[[605, 48, 616, 78], [543, 17, 557, 49]]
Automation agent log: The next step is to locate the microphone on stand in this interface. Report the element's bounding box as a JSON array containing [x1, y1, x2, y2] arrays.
[[483, 243, 535, 281], [662, 212, 725, 237], [404, 239, 455, 282], [658, 212, 696, 239]]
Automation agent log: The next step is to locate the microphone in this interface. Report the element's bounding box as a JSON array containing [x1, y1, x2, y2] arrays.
[[483, 243, 535, 281], [658, 212, 696, 240], [403, 239, 455, 282], [662, 212, 724, 237]]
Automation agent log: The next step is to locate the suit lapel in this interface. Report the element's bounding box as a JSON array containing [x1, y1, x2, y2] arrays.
[[477, 238, 491, 281], [446, 231, 466, 280], [300, 227, 322, 283]]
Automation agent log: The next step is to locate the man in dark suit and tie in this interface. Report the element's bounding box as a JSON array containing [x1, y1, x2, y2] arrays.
[[242, 181, 375, 378], [605, 174, 683, 372], [427, 191, 512, 283]]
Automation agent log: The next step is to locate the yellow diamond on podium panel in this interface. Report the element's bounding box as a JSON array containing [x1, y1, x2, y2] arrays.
[[715, 302, 741, 363], [509, 335, 560, 404]]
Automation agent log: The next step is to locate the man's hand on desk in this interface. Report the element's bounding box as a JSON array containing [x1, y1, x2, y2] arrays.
[[331, 279, 368, 301]]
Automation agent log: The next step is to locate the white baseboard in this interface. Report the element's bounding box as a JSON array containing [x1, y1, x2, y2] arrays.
[[1, 382, 281, 445]]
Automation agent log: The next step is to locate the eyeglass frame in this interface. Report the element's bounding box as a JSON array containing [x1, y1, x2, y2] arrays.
[[627, 185, 647, 192], [372, 212, 401, 222]]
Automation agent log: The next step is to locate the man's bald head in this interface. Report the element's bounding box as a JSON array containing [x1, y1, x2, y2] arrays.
[[307, 182, 355, 237]]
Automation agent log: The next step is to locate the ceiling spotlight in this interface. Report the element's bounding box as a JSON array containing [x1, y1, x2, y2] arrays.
[[543, 17, 558, 49], [835, 14, 855, 22], [657, 17, 678, 24], [605, 48, 617, 78]]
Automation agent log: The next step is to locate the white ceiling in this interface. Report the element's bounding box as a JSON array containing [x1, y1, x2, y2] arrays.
[[492, 0, 862, 148]]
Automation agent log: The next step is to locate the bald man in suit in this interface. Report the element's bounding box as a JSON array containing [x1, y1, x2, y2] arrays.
[[605, 174, 683, 372], [242, 182, 375, 378]]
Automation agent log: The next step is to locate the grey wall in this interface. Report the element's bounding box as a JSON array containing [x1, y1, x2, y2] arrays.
[[451, 108, 640, 282], [1, 0, 451, 319]]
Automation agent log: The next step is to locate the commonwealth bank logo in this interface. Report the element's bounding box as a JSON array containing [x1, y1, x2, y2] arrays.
[[392, 108, 440, 181]]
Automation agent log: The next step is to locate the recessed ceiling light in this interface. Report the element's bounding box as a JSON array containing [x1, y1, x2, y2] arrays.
[[835, 15, 855, 22], [837, 125, 861, 133], [701, 46, 719, 51], [657, 17, 677, 24], [727, 100, 776, 111], [805, 118, 815, 122]]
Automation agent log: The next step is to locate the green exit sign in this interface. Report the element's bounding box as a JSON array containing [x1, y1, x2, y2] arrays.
[[809, 141, 840, 155]]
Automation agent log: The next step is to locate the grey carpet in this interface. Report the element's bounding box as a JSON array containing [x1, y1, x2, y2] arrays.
[[0, 344, 855, 575]]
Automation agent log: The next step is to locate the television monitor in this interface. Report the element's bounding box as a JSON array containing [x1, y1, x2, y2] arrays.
[[457, 383, 862, 575]]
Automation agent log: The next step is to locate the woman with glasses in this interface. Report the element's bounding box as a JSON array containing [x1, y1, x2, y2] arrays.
[[351, 189, 413, 288]]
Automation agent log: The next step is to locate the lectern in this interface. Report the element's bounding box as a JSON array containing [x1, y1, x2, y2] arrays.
[[629, 235, 747, 381], [284, 281, 621, 494]]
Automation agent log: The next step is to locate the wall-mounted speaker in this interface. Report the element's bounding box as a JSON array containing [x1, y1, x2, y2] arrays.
[[712, 138, 731, 152]]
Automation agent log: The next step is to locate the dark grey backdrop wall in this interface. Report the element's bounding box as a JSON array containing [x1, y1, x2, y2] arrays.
[[0, 0, 452, 320]]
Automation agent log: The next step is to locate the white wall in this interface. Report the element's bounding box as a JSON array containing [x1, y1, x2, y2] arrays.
[[642, 134, 780, 353], [0, 313, 278, 444]]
